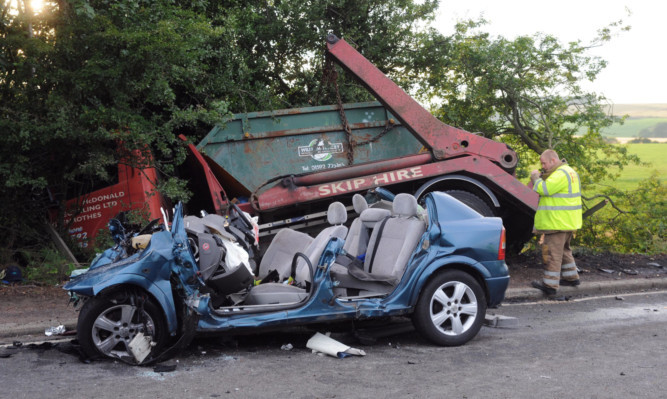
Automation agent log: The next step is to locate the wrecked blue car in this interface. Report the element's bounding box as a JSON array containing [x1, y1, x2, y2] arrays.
[[64, 191, 509, 364]]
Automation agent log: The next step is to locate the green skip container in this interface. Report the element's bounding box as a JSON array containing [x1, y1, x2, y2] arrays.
[[197, 101, 424, 197]]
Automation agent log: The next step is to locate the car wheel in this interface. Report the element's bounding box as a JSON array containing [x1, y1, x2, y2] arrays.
[[444, 190, 494, 216], [413, 270, 487, 346], [77, 291, 167, 362]]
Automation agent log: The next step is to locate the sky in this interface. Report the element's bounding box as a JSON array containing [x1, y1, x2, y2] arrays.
[[435, 0, 666, 104]]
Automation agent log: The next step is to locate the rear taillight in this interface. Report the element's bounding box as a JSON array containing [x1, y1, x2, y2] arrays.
[[498, 227, 506, 260]]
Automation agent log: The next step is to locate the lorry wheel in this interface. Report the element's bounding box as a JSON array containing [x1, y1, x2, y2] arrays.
[[412, 270, 486, 346], [77, 291, 167, 362], [443, 190, 493, 216]]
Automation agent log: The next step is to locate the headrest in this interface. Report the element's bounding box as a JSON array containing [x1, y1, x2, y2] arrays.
[[352, 194, 368, 215], [360, 208, 391, 229], [392, 193, 418, 217], [327, 201, 347, 225], [184, 216, 209, 234], [201, 214, 237, 241]]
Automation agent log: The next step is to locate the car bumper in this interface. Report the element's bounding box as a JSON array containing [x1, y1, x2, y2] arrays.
[[481, 260, 510, 307]]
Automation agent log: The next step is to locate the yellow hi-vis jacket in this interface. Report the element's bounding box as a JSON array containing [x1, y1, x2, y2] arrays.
[[533, 164, 582, 231]]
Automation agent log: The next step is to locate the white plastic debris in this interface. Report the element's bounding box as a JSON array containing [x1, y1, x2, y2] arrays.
[[44, 325, 65, 336], [128, 332, 153, 363], [484, 314, 518, 328], [306, 332, 366, 359], [280, 343, 294, 351], [69, 268, 89, 278], [220, 240, 253, 275]]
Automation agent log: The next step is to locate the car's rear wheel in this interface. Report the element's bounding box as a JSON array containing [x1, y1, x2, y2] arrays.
[[443, 190, 493, 216], [413, 270, 486, 346], [77, 291, 167, 362]]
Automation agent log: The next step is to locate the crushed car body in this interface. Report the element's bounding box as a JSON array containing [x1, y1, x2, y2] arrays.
[[64, 191, 509, 365]]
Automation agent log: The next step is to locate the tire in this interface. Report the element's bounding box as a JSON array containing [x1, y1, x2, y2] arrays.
[[412, 270, 487, 346], [77, 291, 168, 362], [444, 190, 494, 216]]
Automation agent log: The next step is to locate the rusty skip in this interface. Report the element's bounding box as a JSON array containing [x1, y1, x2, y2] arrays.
[[290, 153, 432, 187]]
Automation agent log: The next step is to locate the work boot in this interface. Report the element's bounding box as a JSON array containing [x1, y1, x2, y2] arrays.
[[560, 279, 580, 287], [531, 280, 557, 296]]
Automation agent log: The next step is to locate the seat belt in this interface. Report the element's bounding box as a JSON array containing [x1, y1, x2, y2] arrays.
[[367, 216, 391, 274], [334, 251, 364, 269]]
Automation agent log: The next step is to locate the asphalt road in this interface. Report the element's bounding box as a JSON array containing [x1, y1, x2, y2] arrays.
[[2, 291, 666, 399]]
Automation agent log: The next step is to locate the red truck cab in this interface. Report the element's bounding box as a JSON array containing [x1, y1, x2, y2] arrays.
[[55, 160, 165, 248]]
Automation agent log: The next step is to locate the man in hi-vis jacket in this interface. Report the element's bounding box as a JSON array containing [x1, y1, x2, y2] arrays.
[[530, 149, 582, 296]]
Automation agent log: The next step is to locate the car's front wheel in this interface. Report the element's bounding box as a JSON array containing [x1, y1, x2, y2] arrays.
[[77, 290, 168, 363], [413, 270, 486, 346]]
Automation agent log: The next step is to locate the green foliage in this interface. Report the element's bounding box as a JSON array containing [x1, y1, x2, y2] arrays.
[[598, 143, 667, 189], [419, 19, 640, 186], [628, 137, 656, 144], [1, 0, 442, 263], [209, 0, 440, 110], [577, 174, 666, 254], [91, 206, 152, 254], [1, 0, 657, 262], [19, 247, 78, 285], [1, 0, 235, 255]]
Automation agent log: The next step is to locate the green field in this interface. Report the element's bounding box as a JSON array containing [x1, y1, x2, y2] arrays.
[[576, 117, 667, 138], [574, 104, 667, 138], [523, 144, 666, 191], [600, 118, 667, 138], [597, 143, 666, 190]]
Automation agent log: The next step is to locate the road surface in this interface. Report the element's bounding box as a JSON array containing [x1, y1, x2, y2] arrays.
[[2, 291, 666, 398]]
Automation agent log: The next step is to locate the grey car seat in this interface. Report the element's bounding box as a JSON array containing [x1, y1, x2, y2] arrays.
[[243, 201, 348, 305], [363, 193, 425, 279], [341, 193, 394, 256], [331, 204, 391, 296], [256, 228, 313, 281], [331, 193, 425, 296], [330, 193, 390, 278], [331, 193, 390, 269], [343, 194, 369, 257]]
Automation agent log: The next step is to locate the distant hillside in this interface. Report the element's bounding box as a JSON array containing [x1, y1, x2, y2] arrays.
[[600, 118, 667, 138], [596, 104, 667, 138], [608, 104, 667, 118]]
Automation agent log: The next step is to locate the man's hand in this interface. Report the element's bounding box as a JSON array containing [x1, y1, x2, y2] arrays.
[[530, 169, 541, 183]]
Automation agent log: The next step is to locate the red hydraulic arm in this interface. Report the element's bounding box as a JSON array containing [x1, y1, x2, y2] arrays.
[[179, 135, 254, 215], [325, 34, 518, 172]]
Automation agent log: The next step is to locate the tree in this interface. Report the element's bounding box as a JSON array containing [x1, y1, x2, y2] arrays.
[[416, 19, 639, 184], [412, 19, 664, 253], [195, 0, 440, 112], [413, 19, 663, 253], [0, 0, 444, 263], [3, 1, 654, 269], [1, 0, 236, 261], [579, 173, 666, 254]]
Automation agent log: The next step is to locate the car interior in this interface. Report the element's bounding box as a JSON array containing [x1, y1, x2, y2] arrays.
[[185, 193, 426, 310]]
